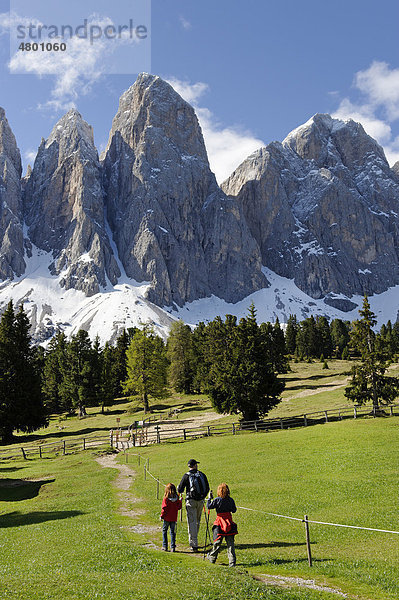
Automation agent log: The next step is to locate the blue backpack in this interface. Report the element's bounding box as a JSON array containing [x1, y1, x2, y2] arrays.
[[187, 471, 207, 500]]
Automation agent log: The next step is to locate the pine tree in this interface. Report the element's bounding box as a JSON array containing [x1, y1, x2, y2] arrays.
[[204, 305, 285, 421], [59, 330, 93, 417], [111, 328, 138, 398], [285, 314, 298, 354], [330, 319, 350, 358], [316, 316, 333, 358], [42, 332, 68, 414], [167, 320, 195, 394], [345, 297, 399, 410], [123, 326, 168, 413], [341, 346, 350, 360], [0, 302, 47, 443], [88, 335, 103, 407], [191, 322, 208, 392], [260, 319, 289, 373], [296, 316, 319, 358], [100, 342, 116, 413]]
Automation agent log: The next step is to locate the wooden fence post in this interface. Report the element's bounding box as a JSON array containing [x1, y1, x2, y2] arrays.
[[232, 423, 235, 435], [63, 440, 66, 455], [390, 406, 393, 416], [157, 479, 159, 499], [138, 453, 140, 466], [354, 407, 357, 419], [324, 411, 328, 423], [39, 446, 42, 459], [280, 419, 283, 430], [144, 466, 147, 480], [207, 426, 211, 436], [183, 429, 186, 441], [303, 414, 307, 427], [21, 447, 27, 460], [83, 438, 86, 450], [110, 430, 113, 448], [304, 515, 312, 567]]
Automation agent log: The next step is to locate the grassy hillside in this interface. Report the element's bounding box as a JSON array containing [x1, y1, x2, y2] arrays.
[[129, 417, 399, 600], [1, 360, 399, 598], [0, 450, 339, 600], [6, 359, 389, 451]]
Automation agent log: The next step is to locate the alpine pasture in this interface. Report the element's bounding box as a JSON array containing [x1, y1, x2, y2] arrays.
[[0, 359, 397, 600]]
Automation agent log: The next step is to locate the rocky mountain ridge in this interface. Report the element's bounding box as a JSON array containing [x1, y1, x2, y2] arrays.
[[0, 76, 398, 342], [222, 113, 399, 311]]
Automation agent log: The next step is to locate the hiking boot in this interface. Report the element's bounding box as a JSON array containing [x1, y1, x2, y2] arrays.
[[171, 547, 176, 552], [190, 547, 198, 553], [161, 547, 168, 551]]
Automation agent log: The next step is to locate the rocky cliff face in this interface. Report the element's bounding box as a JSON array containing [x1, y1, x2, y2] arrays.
[[0, 108, 25, 280], [1, 83, 399, 343], [23, 109, 120, 295], [222, 114, 399, 309], [102, 73, 266, 306]]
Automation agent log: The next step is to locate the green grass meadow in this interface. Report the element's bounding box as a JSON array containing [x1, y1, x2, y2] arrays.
[[0, 448, 343, 600], [129, 417, 399, 600], [1, 360, 399, 599]]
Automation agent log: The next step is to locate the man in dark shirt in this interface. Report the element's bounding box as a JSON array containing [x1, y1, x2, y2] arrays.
[[177, 458, 209, 552]]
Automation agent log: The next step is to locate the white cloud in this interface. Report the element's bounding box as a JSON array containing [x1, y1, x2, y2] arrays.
[[333, 98, 392, 143], [332, 61, 399, 166], [179, 16, 191, 30], [0, 12, 143, 111], [167, 78, 209, 105], [24, 149, 37, 165], [355, 61, 399, 121], [167, 77, 264, 183]]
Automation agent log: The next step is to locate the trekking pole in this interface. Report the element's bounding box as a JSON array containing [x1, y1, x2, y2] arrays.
[[202, 499, 212, 559], [202, 502, 208, 559]]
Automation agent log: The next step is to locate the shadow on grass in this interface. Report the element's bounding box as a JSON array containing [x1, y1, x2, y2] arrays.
[[179, 406, 209, 414], [269, 558, 330, 565], [17, 426, 117, 444], [284, 372, 348, 383], [0, 510, 84, 528], [240, 557, 330, 567], [0, 467, 24, 473], [236, 541, 307, 550], [285, 382, 343, 392], [149, 403, 175, 411], [0, 478, 55, 501]]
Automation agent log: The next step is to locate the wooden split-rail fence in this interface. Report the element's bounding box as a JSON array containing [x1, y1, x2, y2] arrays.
[[1, 403, 398, 461]]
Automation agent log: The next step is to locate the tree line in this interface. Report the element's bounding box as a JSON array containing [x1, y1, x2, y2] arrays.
[[1, 298, 398, 444], [285, 313, 399, 362]]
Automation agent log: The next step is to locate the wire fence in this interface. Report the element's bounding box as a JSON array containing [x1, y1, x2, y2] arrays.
[[135, 453, 399, 567]]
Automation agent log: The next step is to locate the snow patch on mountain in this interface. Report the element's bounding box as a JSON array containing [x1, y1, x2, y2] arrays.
[[171, 266, 399, 329], [0, 245, 176, 345]]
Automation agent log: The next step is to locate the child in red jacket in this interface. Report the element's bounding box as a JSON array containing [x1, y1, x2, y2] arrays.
[[160, 483, 182, 552]]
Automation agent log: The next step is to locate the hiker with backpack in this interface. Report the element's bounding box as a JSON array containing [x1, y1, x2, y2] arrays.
[[177, 459, 209, 552]]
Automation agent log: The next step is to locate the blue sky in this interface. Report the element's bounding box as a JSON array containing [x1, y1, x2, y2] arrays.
[[1, 0, 399, 182]]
